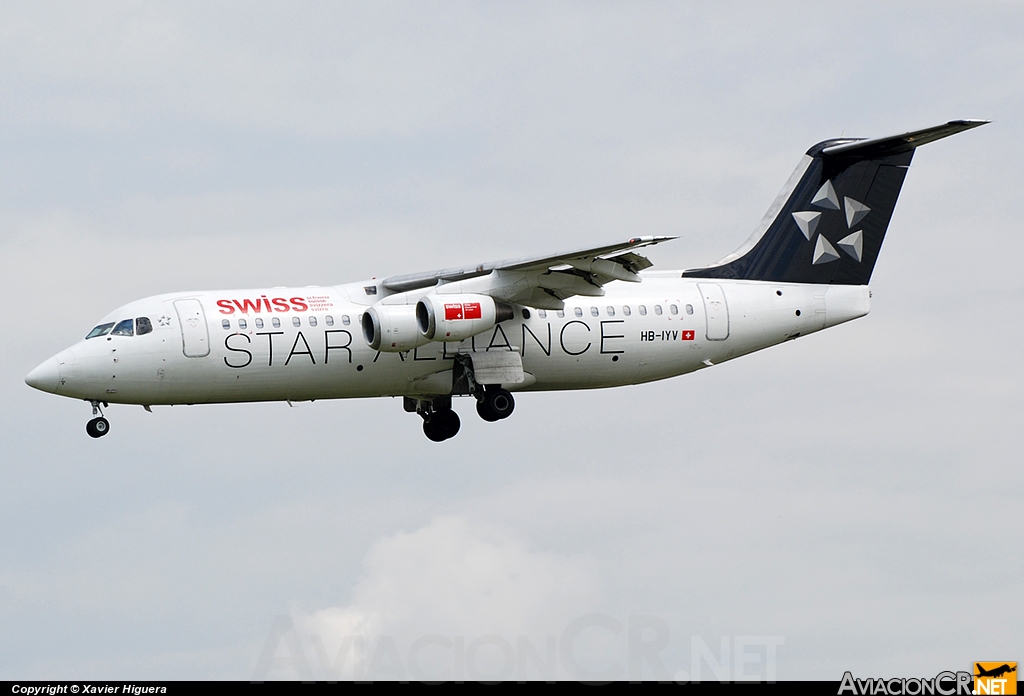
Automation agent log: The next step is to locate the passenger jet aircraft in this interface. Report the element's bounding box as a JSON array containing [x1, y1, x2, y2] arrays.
[[26, 120, 986, 441]]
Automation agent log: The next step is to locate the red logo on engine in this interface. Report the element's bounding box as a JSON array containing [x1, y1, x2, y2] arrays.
[[444, 303, 482, 321]]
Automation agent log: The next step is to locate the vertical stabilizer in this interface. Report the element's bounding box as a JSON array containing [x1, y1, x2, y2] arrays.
[[683, 120, 987, 285]]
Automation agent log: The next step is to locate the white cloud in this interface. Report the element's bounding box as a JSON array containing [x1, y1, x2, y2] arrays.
[[290, 516, 604, 680]]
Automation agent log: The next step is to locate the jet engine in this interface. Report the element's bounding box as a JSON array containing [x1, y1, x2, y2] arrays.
[[416, 294, 513, 342], [362, 305, 432, 352]]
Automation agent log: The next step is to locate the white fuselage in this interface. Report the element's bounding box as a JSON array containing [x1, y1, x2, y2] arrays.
[[33, 274, 870, 407]]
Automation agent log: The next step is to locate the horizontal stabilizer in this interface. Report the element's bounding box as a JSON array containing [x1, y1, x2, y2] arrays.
[[819, 119, 988, 159]]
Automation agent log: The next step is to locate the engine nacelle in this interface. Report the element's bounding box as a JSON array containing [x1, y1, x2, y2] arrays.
[[362, 305, 432, 352], [416, 294, 512, 342]]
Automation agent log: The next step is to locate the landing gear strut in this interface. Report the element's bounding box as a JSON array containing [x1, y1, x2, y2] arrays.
[[86, 400, 110, 439], [407, 396, 461, 442]]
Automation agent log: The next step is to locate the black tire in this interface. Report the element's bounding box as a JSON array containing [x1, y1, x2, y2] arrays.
[[86, 417, 110, 439], [485, 388, 515, 420], [476, 399, 501, 422], [423, 418, 447, 442], [433, 409, 461, 440]]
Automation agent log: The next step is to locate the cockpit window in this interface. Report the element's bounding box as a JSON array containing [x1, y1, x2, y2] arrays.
[[111, 319, 134, 336], [136, 317, 153, 335], [85, 322, 115, 339]]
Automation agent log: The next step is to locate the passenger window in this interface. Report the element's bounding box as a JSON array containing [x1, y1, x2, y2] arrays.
[[136, 317, 153, 335], [590, 307, 599, 317], [670, 304, 679, 315], [522, 309, 531, 320], [325, 315, 334, 327], [309, 316, 318, 327], [622, 306, 631, 316], [574, 307, 583, 318], [342, 315, 351, 326], [272, 317, 281, 329], [638, 305, 647, 316], [86, 322, 115, 339], [557, 310, 565, 318], [111, 319, 134, 336], [238, 319, 247, 330], [606, 306, 615, 316], [255, 318, 264, 329], [686, 304, 694, 315], [292, 317, 301, 328], [538, 310, 547, 319], [222, 319, 231, 330], [655, 305, 663, 315]]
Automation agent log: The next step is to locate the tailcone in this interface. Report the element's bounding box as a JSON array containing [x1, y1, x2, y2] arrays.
[[824, 285, 871, 328]]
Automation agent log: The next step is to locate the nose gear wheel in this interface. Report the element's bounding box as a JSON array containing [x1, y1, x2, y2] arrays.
[[86, 417, 110, 438], [85, 400, 111, 438]]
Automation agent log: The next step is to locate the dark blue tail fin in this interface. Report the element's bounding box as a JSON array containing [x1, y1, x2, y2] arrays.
[[683, 120, 987, 285]]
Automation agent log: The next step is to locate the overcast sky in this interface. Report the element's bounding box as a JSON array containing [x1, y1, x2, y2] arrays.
[[1, 1, 1021, 681]]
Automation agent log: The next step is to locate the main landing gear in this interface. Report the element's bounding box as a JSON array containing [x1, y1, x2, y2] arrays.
[[406, 385, 516, 442], [86, 400, 110, 439], [407, 396, 462, 443], [424, 408, 461, 442], [476, 385, 515, 423], [408, 355, 518, 441]]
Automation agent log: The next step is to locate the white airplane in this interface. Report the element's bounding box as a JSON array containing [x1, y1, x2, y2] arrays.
[[26, 120, 986, 441]]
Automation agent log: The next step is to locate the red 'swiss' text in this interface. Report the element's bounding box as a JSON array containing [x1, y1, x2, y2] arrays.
[[217, 296, 310, 314]]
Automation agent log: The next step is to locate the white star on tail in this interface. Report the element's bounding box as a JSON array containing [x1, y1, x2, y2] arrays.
[[844, 197, 870, 228], [812, 235, 840, 265]]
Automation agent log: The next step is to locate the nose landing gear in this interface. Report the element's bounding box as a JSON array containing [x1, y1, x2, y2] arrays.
[[86, 400, 110, 438]]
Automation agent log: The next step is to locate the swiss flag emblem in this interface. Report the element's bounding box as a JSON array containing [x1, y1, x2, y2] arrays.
[[444, 303, 464, 320], [681, 330, 695, 341]]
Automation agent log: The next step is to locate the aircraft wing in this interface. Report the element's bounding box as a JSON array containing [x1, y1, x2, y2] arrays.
[[381, 235, 677, 309]]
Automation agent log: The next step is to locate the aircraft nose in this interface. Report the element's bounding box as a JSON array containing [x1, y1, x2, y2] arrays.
[[25, 357, 61, 394]]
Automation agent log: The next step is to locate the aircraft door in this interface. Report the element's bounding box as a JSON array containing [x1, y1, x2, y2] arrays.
[[697, 283, 730, 341], [174, 299, 211, 357]]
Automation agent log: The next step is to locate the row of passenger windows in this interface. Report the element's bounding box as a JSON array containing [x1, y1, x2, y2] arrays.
[[224, 314, 352, 331], [85, 317, 153, 339], [220, 305, 696, 331], [87, 304, 695, 340], [525, 304, 694, 320]]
